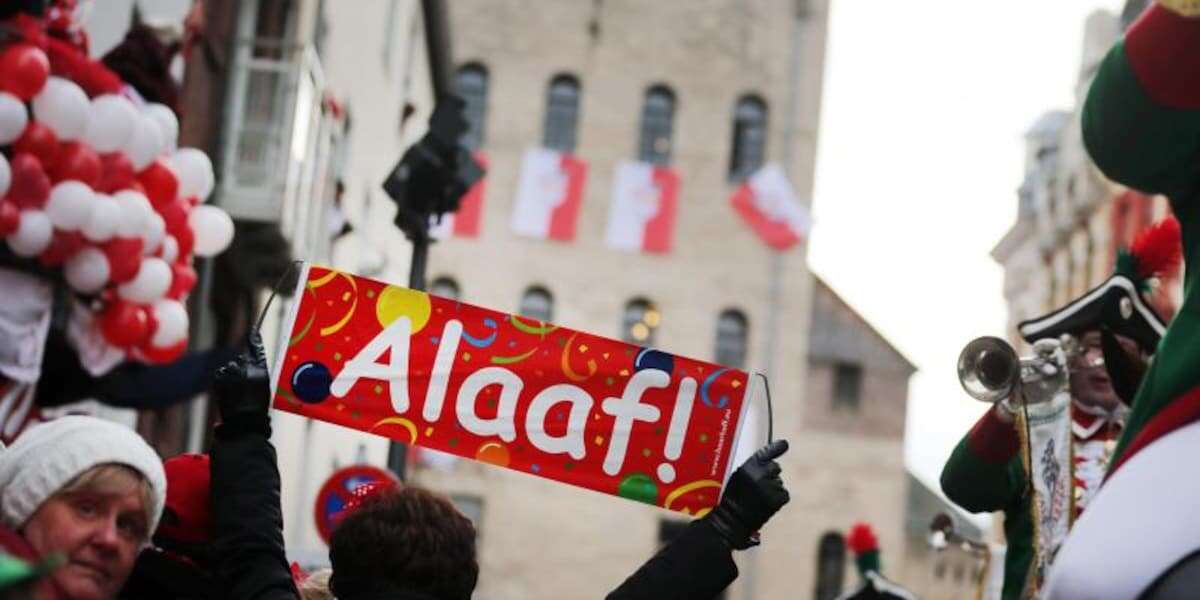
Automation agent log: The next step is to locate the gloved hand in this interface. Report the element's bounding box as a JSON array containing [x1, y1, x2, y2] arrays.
[[212, 330, 272, 436], [703, 439, 790, 550]]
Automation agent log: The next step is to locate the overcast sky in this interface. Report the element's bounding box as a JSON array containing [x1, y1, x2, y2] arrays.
[[807, 0, 1127, 499]]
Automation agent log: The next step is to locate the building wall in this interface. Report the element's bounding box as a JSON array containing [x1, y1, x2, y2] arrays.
[[992, 10, 1179, 357], [417, 1, 828, 598], [270, 0, 440, 557], [263, 2, 947, 599]]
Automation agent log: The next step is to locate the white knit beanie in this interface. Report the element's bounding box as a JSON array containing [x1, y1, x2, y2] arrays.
[[0, 416, 167, 533]]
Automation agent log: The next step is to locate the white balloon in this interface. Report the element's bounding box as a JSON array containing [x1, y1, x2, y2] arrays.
[[31, 77, 90, 141], [64, 247, 111, 293], [143, 213, 166, 255], [7, 210, 52, 257], [83, 95, 137, 153], [143, 103, 178, 152], [82, 193, 122, 242], [113, 190, 152, 237], [159, 235, 179, 264], [170, 148, 215, 201], [117, 257, 171, 303], [0, 92, 28, 145], [188, 205, 234, 257], [150, 299, 188, 348], [124, 116, 164, 171], [0, 154, 10, 198], [45, 181, 94, 231]]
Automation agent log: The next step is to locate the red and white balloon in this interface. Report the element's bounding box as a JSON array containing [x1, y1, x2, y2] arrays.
[[0, 38, 235, 364]]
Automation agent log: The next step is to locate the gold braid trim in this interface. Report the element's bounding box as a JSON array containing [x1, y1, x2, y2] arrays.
[[1015, 407, 1042, 598], [1160, 0, 1200, 17]]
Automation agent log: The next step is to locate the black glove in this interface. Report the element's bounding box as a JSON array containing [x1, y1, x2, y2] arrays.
[[703, 439, 790, 550], [212, 330, 272, 436]]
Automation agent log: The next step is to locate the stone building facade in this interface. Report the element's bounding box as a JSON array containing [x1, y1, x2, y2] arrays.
[[992, 6, 1181, 355], [271, 1, 943, 598]]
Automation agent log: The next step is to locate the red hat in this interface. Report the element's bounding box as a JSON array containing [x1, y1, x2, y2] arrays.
[[156, 453, 211, 545]]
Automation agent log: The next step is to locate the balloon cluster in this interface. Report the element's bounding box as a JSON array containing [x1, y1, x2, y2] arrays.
[[0, 43, 234, 364]]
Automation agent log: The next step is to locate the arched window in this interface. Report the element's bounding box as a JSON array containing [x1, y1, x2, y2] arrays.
[[621, 298, 660, 345], [430, 276, 460, 301], [814, 532, 846, 600], [456, 63, 488, 150], [518, 286, 554, 322], [543, 74, 581, 153], [728, 95, 767, 181], [714, 310, 749, 368], [638, 85, 675, 165]]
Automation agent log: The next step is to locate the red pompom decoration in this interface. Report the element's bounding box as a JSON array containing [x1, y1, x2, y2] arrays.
[[0, 44, 50, 101], [1130, 216, 1183, 281], [846, 522, 879, 555]]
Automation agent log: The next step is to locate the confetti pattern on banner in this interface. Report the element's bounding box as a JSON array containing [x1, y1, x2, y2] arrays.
[[274, 265, 751, 516]]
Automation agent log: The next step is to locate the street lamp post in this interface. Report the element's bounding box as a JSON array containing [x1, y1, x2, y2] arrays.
[[380, 96, 483, 478]]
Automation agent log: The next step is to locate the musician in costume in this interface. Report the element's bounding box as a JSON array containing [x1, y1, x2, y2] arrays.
[[940, 216, 1178, 599], [1043, 1, 1200, 597], [834, 523, 917, 600]]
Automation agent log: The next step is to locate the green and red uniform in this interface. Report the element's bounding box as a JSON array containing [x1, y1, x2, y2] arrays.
[[942, 407, 1121, 599]]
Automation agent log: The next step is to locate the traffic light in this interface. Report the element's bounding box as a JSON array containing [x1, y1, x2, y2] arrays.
[[382, 95, 485, 243]]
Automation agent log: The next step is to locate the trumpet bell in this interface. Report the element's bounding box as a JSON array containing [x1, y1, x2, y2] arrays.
[[958, 336, 1019, 403]]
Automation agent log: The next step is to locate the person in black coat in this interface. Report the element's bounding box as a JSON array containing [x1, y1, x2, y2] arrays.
[[210, 334, 792, 600], [607, 440, 791, 600]]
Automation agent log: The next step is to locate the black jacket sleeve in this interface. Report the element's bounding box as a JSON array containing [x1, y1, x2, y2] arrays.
[[210, 424, 300, 600], [606, 519, 738, 600]]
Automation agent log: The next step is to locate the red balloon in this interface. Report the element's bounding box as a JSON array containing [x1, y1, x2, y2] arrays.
[[158, 198, 189, 235], [0, 202, 18, 235], [97, 153, 135, 193], [103, 237, 144, 284], [138, 338, 187, 364], [51, 141, 101, 187], [167, 263, 197, 299], [98, 300, 151, 347], [14, 122, 59, 170], [38, 230, 87, 267], [0, 44, 50, 101], [137, 161, 179, 208], [173, 224, 195, 259], [6, 154, 51, 208]]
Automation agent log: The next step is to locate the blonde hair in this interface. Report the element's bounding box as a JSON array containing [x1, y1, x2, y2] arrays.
[[299, 568, 334, 600], [58, 463, 155, 542]]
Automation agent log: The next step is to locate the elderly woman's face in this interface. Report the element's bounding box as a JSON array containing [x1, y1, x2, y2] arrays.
[[21, 482, 148, 600]]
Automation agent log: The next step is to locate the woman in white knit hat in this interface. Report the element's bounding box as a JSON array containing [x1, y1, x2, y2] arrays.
[[0, 415, 166, 600]]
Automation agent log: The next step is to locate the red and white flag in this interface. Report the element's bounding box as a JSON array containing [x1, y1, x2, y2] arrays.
[[431, 152, 488, 239], [730, 163, 812, 250], [604, 161, 679, 254], [511, 148, 588, 242]]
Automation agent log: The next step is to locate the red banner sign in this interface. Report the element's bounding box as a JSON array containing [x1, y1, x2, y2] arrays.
[[272, 265, 751, 515]]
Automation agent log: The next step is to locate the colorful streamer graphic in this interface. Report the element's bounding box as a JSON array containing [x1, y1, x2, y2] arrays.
[[273, 265, 751, 515]]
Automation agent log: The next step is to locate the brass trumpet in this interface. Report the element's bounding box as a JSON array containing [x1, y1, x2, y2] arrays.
[[957, 336, 1068, 404]]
